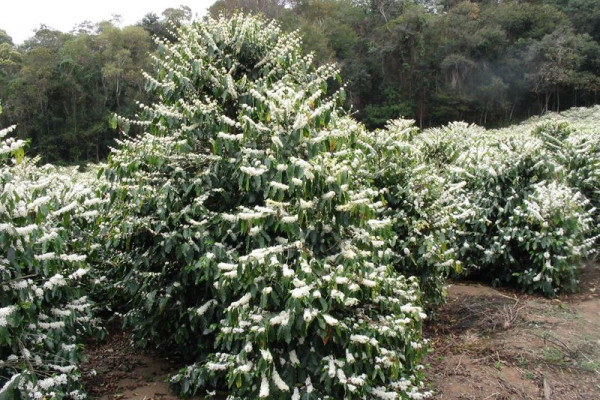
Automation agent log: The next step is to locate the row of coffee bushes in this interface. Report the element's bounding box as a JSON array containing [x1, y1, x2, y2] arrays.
[[405, 107, 599, 295], [0, 111, 104, 398]]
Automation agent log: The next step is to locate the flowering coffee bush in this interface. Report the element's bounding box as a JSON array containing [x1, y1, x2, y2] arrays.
[[531, 115, 600, 230], [101, 14, 431, 399], [418, 117, 597, 295], [0, 114, 102, 398], [507, 181, 595, 293], [355, 119, 454, 307], [414, 121, 485, 169]]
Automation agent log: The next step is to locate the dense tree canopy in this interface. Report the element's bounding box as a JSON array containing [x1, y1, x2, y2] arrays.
[[0, 7, 191, 164]]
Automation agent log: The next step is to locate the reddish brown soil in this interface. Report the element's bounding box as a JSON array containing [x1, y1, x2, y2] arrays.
[[425, 263, 600, 400], [80, 328, 192, 400]]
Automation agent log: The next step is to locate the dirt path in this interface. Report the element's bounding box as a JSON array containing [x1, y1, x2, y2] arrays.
[[425, 263, 600, 399], [80, 329, 196, 400]]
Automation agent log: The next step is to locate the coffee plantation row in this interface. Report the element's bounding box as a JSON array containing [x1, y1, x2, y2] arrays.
[[1, 14, 598, 400]]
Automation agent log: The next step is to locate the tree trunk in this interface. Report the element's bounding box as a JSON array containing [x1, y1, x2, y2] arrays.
[[116, 77, 121, 109], [508, 101, 516, 123]]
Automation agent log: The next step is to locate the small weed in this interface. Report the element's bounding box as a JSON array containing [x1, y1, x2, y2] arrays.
[[494, 360, 502, 371], [524, 371, 535, 380], [580, 360, 599, 373], [542, 346, 565, 365]]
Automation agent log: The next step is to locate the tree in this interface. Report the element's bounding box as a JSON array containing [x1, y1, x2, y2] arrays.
[[548, 0, 600, 42], [0, 21, 153, 163], [209, 0, 290, 20], [0, 40, 21, 108], [0, 29, 13, 46], [526, 26, 599, 112], [139, 6, 193, 41]]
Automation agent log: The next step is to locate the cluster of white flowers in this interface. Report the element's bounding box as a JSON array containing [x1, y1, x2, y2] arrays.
[[0, 305, 16, 327], [0, 125, 24, 155], [0, 126, 102, 398]]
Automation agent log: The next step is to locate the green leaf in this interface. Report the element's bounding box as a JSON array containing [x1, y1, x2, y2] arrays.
[[12, 147, 24, 164]]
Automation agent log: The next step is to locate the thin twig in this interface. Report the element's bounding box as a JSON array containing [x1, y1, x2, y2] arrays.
[[453, 355, 464, 373], [483, 392, 501, 399]]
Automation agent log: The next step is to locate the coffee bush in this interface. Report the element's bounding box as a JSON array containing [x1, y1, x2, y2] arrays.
[[422, 119, 597, 295], [0, 117, 102, 398], [508, 181, 595, 293], [531, 117, 600, 231], [356, 119, 454, 307], [101, 15, 431, 399]]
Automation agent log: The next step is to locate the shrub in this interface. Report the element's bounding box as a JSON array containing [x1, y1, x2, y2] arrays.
[[508, 181, 595, 293], [0, 117, 102, 398], [413, 121, 484, 169], [445, 133, 556, 274], [356, 119, 454, 307], [532, 119, 600, 230], [102, 14, 431, 399], [421, 120, 597, 295]]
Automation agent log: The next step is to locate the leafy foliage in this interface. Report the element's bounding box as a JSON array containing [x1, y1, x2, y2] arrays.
[[412, 109, 599, 295], [101, 14, 431, 400], [0, 113, 103, 398]]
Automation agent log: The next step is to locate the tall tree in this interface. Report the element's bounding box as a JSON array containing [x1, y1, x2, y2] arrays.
[[526, 26, 600, 113]]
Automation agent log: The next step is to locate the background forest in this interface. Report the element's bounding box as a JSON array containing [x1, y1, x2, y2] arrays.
[[0, 0, 599, 164]]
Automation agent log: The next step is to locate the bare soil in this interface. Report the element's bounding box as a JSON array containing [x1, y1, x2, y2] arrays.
[[81, 263, 600, 399], [80, 327, 194, 400], [425, 262, 600, 399]]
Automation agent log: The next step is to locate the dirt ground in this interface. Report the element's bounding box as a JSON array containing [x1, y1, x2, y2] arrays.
[[80, 328, 190, 400], [81, 263, 600, 400], [425, 262, 600, 400]]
